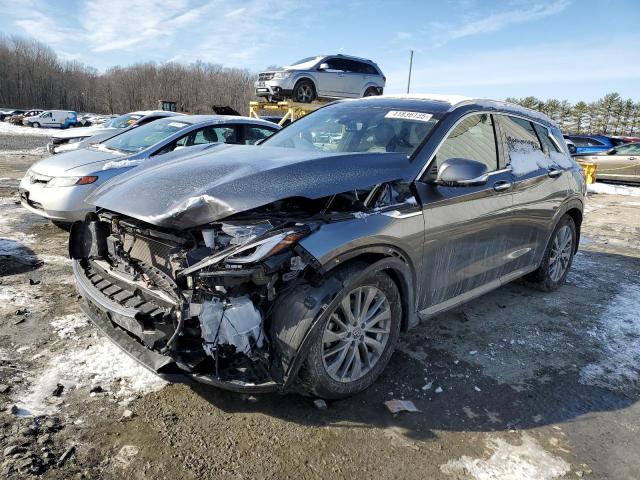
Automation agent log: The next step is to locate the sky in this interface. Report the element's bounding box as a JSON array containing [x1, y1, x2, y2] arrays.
[[1, 0, 639, 102]]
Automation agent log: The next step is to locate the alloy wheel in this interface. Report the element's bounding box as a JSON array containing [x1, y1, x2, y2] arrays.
[[548, 225, 573, 282], [296, 84, 313, 103], [322, 285, 391, 383]]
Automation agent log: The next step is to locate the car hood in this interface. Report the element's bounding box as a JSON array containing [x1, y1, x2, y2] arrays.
[[52, 126, 114, 140], [87, 144, 412, 229], [31, 147, 127, 176]]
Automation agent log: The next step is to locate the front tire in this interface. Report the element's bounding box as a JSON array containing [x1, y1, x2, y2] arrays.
[[301, 268, 401, 399], [31, 122, 41, 128], [292, 80, 316, 103], [524, 214, 576, 291]]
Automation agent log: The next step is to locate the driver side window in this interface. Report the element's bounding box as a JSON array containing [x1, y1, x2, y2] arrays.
[[432, 114, 498, 173]]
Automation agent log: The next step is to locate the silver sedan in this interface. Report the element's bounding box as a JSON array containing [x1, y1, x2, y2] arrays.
[[19, 115, 280, 225]]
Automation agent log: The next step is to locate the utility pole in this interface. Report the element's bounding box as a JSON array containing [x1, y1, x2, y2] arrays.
[[407, 50, 414, 94]]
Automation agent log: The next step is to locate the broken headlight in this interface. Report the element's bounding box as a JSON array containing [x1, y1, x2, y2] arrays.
[[225, 229, 309, 264]]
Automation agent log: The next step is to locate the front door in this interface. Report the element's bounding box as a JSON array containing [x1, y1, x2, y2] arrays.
[[414, 113, 516, 314], [315, 58, 348, 96]]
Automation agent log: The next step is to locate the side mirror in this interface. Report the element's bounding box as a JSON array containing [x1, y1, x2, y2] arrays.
[[567, 143, 577, 155], [608, 148, 617, 155], [318, 63, 329, 71], [436, 158, 489, 186]]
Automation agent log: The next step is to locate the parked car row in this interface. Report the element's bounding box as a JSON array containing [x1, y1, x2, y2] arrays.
[[16, 94, 587, 399], [1, 108, 117, 129], [563, 133, 639, 155]]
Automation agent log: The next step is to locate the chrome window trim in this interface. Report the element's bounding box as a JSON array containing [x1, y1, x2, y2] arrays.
[[415, 110, 561, 182]]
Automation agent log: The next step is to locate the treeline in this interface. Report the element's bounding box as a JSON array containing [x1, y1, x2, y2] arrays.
[[506, 93, 640, 136], [0, 36, 254, 115]]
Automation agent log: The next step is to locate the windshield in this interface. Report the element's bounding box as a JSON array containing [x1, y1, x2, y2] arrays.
[[105, 113, 144, 129], [263, 102, 441, 155], [289, 56, 321, 66], [97, 118, 190, 153]]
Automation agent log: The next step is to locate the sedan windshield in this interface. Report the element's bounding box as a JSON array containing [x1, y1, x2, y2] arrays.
[[104, 113, 144, 129], [97, 118, 191, 153], [263, 102, 441, 155]]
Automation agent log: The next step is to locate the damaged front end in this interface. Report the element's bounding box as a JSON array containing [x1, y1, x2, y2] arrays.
[[69, 181, 415, 392]]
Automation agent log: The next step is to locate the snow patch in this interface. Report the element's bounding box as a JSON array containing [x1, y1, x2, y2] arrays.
[[579, 283, 640, 391], [51, 314, 89, 338], [0, 121, 60, 136], [588, 182, 640, 197], [13, 337, 167, 416], [508, 142, 575, 176], [101, 159, 143, 171], [441, 434, 570, 480]]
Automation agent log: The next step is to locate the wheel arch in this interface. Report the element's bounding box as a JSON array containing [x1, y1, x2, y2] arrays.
[[271, 252, 418, 391], [292, 75, 318, 94]]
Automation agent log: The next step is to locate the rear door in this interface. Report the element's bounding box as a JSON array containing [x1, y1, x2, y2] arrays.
[[340, 60, 369, 97], [414, 113, 516, 313], [497, 115, 567, 271]]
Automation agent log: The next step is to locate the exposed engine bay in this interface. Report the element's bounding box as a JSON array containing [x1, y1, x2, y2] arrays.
[[70, 182, 418, 391]]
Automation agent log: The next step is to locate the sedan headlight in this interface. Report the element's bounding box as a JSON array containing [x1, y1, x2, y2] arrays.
[[46, 176, 98, 187], [272, 71, 292, 79]]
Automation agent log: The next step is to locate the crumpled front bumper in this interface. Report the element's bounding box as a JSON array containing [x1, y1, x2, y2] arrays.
[[73, 260, 280, 393]]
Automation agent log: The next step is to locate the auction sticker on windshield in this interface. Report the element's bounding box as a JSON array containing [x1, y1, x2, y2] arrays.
[[384, 111, 433, 122]]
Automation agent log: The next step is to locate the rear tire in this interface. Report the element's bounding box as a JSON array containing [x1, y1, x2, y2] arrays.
[[524, 215, 576, 291], [363, 87, 380, 97], [300, 268, 401, 399], [292, 80, 316, 103], [31, 122, 41, 128]]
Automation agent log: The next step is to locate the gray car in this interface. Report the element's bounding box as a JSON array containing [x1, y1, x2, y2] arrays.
[[20, 115, 279, 225], [70, 95, 585, 398], [255, 54, 385, 103]]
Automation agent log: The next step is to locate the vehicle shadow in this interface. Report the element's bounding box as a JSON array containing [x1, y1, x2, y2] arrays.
[[189, 249, 638, 441], [0, 238, 43, 276]]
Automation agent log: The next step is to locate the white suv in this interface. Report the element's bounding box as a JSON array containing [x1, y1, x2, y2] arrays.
[[255, 54, 385, 103]]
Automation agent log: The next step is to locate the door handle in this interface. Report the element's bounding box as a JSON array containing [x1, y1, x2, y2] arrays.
[[629, 156, 637, 160], [493, 181, 512, 192], [548, 169, 563, 178]]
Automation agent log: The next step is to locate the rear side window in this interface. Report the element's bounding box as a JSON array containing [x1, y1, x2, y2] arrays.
[[433, 113, 498, 172], [192, 126, 238, 145], [244, 126, 276, 145], [533, 124, 560, 154], [500, 115, 550, 175]]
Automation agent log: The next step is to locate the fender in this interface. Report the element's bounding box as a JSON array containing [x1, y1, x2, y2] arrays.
[[269, 256, 416, 390], [291, 74, 318, 94], [539, 194, 584, 264]]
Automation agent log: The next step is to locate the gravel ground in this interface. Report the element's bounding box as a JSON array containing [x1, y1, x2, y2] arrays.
[[0, 133, 639, 479]]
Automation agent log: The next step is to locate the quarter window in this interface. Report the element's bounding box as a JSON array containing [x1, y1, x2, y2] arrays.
[[433, 113, 498, 172]]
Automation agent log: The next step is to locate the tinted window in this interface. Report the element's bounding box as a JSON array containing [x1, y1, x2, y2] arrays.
[[192, 126, 238, 145], [433, 114, 498, 172], [533, 124, 559, 154], [501, 116, 542, 158], [614, 144, 640, 155], [244, 126, 276, 145], [326, 58, 347, 71], [586, 137, 605, 146]]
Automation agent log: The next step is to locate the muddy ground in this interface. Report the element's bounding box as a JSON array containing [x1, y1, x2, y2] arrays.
[[0, 132, 638, 479]]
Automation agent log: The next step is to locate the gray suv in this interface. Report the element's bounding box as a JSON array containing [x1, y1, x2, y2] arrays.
[[70, 95, 585, 399], [255, 54, 385, 103]]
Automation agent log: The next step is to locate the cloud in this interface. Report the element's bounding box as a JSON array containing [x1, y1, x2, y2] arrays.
[[1, 0, 307, 69], [433, 0, 572, 46]]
